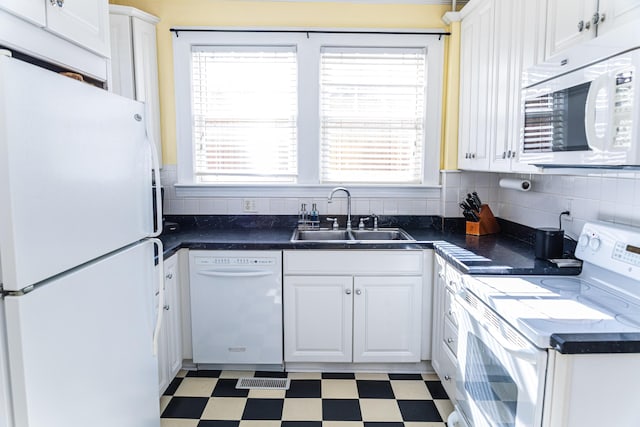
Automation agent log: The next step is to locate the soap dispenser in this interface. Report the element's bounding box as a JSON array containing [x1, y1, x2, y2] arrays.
[[310, 203, 319, 229]]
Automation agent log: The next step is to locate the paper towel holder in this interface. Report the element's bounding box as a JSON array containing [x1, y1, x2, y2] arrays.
[[499, 178, 532, 191]]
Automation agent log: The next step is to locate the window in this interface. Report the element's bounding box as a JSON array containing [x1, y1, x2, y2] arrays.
[[173, 30, 444, 192], [320, 47, 426, 184], [191, 46, 298, 183]]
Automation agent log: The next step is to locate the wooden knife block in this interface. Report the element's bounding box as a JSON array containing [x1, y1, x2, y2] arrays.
[[466, 204, 500, 236]]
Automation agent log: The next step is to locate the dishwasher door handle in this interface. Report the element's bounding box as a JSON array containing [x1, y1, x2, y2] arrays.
[[197, 270, 275, 278]]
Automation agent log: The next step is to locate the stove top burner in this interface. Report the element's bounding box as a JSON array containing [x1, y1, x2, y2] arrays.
[[576, 293, 630, 312]]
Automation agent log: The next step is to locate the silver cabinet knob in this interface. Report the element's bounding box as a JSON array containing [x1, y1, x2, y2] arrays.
[[345, 289, 352, 295], [165, 272, 173, 280], [502, 151, 506, 159], [50, 0, 64, 7], [577, 20, 584, 32], [355, 289, 362, 295], [471, 153, 476, 159], [444, 375, 451, 381], [163, 305, 170, 311], [447, 337, 455, 344], [592, 12, 602, 25]]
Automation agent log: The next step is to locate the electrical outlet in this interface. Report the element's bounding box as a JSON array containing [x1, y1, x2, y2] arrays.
[[243, 199, 258, 213], [564, 199, 573, 221]]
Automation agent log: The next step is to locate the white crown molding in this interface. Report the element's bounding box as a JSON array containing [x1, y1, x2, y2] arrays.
[[441, 11, 461, 24]]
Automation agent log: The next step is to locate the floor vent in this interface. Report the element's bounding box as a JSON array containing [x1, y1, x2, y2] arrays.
[[236, 377, 290, 390]]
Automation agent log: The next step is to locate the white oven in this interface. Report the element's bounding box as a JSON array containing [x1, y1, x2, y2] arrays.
[[448, 221, 640, 427], [453, 287, 548, 427]]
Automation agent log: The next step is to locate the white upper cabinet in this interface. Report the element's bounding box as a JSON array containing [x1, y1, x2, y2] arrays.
[[545, 0, 640, 61], [458, 0, 543, 173], [489, 0, 544, 173], [46, 0, 110, 57], [109, 6, 162, 165], [597, 0, 640, 35], [0, 0, 110, 56], [0, 0, 45, 26], [458, 0, 494, 171], [0, 0, 110, 80], [545, 0, 599, 60]]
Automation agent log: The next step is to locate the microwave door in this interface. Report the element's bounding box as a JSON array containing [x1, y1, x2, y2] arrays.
[[585, 73, 615, 157]]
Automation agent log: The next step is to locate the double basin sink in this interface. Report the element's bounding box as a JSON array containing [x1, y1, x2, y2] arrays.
[[291, 228, 416, 243]]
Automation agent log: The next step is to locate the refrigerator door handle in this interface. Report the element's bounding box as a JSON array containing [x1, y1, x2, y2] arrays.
[[151, 238, 164, 356], [146, 105, 163, 238]]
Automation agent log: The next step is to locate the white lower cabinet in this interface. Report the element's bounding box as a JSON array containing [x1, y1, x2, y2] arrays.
[[283, 250, 424, 364], [353, 276, 423, 363], [283, 275, 353, 362], [431, 254, 461, 402], [157, 253, 182, 396]]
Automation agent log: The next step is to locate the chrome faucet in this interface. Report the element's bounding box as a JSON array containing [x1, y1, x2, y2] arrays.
[[327, 187, 352, 231]]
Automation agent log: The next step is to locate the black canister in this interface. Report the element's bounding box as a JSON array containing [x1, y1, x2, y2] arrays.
[[535, 227, 565, 259]]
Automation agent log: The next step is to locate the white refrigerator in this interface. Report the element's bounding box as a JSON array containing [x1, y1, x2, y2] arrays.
[[0, 54, 163, 426]]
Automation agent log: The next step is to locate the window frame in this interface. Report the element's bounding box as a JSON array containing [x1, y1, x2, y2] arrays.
[[173, 28, 444, 197]]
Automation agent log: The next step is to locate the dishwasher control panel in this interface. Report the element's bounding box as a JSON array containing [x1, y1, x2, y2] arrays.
[[193, 256, 276, 266]]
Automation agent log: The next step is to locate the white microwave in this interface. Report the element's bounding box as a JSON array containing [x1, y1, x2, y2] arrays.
[[520, 48, 640, 168]]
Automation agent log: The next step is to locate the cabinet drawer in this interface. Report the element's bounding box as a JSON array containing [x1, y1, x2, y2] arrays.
[[443, 317, 458, 357], [444, 287, 458, 326], [283, 250, 423, 275], [439, 343, 457, 402]]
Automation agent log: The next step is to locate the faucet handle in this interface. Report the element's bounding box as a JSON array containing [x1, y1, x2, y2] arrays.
[[370, 213, 379, 230], [326, 217, 339, 230], [358, 217, 370, 230]]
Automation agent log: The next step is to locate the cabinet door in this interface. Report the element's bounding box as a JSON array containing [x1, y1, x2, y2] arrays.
[[430, 256, 446, 378], [158, 254, 182, 396], [545, 0, 598, 60], [131, 16, 162, 165], [352, 276, 422, 363], [163, 255, 182, 387], [109, 13, 135, 98], [0, 0, 45, 26], [458, 0, 493, 171], [155, 262, 169, 395], [46, 0, 110, 56], [488, 0, 516, 172], [284, 276, 353, 363], [490, 0, 544, 173], [597, 0, 640, 35]]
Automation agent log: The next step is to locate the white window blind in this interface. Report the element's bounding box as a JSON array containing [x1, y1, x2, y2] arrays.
[[320, 47, 427, 184], [191, 46, 298, 183]]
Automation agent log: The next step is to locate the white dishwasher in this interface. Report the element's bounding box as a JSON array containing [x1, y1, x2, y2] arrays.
[[189, 250, 283, 365]]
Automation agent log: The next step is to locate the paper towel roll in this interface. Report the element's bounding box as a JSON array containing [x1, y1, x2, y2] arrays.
[[499, 178, 531, 191]]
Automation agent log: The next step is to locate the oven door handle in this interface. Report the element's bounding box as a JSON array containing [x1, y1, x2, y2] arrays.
[[455, 290, 540, 365]]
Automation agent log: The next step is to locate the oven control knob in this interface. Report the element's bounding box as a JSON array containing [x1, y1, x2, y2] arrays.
[[589, 237, 601, 251], [578, 234, 590, 248]]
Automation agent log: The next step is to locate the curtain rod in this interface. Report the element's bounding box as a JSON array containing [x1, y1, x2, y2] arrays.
[[170, 28, 451, 39]]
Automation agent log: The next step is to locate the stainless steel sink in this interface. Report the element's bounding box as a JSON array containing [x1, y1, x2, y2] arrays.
[[350, 228, 415, 241], [290, 228, 415, 243], [293, 230, 353, 241]]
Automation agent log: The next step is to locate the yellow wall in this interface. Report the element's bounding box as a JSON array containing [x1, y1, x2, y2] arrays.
[[109, 0, 457, 168], [441, 20, 460, 170]]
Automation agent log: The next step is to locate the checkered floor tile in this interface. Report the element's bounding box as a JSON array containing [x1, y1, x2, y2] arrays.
[[160, 370, 453, 427]]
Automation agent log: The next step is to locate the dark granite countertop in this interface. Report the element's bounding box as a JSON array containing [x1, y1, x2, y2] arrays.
[[159, 215, 581, 276], [551, 333, 640, 354]]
